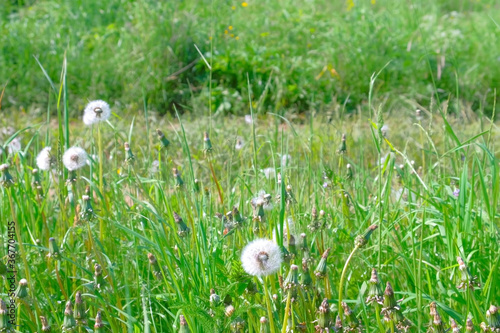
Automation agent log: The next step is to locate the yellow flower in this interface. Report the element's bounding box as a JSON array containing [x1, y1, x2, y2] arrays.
[[225, 30, 228, 34], [235, 36, 240, 40], [229, 25, 233, 30], [242, 2, 248, 7], [371, 0, 376, 4], [231, 5, 236, 10], [230, 33, 235, 38], [346, 0, 354, 11]]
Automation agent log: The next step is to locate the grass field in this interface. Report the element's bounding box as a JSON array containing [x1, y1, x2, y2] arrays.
[[0, 92, 499, 331], [1, 0, 500, 332]]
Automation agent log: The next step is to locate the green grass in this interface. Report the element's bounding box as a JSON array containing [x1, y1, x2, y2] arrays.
[[0, 98, 499, 331], [1, 0, 499, 116]]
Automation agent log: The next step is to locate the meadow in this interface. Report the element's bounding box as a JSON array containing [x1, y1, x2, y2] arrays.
[[1, 94, 499, 332], [1, 0, 500, 332]]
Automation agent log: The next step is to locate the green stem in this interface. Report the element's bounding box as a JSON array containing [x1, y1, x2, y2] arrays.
[[97, 123, 105, 241], [338, 245, 359, 321], [281, 290, 292, 333], [374, 304, 385, 333], [263, 278, 276, 333]]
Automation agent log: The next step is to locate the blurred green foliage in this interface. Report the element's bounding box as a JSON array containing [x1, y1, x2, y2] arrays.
[[0, 0, 499, 116]]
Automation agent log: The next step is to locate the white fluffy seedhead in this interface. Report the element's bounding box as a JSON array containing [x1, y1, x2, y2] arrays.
[[36, 147, 54, 171], [83, 100, 111, 125], [241, 239, 282, 276], [63, 147, 87, 171]]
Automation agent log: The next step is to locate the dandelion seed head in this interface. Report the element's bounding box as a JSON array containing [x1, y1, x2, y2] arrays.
[[262, 167, 275, 179], [7, 138, 21, 154], [235, 137, 244, 150], [241, 238, 282, 276], [36, 147, 53, 171], [83, 100, 111, 125], [63, 147, 87, 171]]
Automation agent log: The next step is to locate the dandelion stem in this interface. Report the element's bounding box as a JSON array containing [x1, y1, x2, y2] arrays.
[[263, 278, 276, 333], [97, 123, 105, 241], [281, 290, 292, 333], [338, 244, 359, 321]]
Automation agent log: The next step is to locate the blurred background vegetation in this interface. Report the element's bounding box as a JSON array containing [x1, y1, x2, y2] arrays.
[[1, 0, 499, 117]]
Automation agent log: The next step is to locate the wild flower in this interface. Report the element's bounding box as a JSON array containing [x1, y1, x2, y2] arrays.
[[314, 248, 330, 278], [40, 315, 51, 332], [281, 154, 291, 167], [156, 129, 170, 148], [15, 279, 28, 299], [381, 124, 389, 138], [240, 239, 282, 276], [366, 268, 384, 305], [63, 147, 87, 171], [315, 298, 331, 331], [300, 258, 312, 288], [486, 305, 500, 330], [7, 137, 21, 154], [62, 300, 76, 330], [0, 299, 11, 331], [244, 114, 253, 124], [342, 302, 361, 330], [94, 264, 106, 289], [337, 133, 347, 154], [0, 163, 14, 187], [179, 315, 190, 333], [230, 317, 245, 333], [94, 311, 104, 332], [262, 167, 276, 179], [74, 291, 86, 324], [235, 137, 244, 150], [203, 131, 213, 153], [83, 100, 111, 125], [173, 212, 190, 237], [48, 237, 60, 260], [252, 190, 273, 210], [124, 142, 135, 163], [36, 146, 55, 171]]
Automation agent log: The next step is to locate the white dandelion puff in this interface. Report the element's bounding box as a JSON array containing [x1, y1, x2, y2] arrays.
[[281, 154, 291, 167], [241, 239, 282, 276], [251, 190, 273, 210], [83, 100, 111, 125], [262, 167, 275, 179], [63, 147, 88, 171], [36, 147, 54, 171], [235, 137, 245, 150], [7, 138, 21, 154], [245, 114, 253, 124]]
